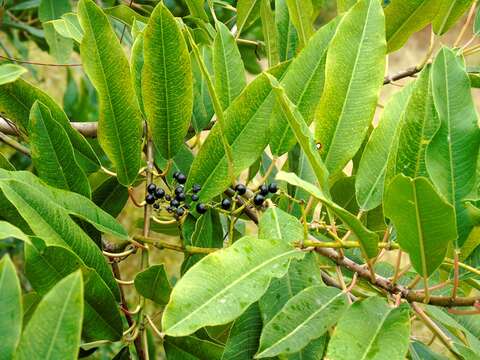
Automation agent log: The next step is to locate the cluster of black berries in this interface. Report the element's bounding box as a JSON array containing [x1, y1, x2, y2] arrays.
[[231, 181, 278, 207]]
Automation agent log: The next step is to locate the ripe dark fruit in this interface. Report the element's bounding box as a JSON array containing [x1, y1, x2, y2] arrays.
[[147, 183, 156, 194], [166, 206, 173, 213], [165, 194, 171, 201], [175, 185, 184, 195], [196, 203, 207, 214], [176, 207, 185, 217], [176, 193, 186, 202], [221, 198, 232, 210], [235, 183, 247, 195], [254, 194, 265, 206], [259, 184, 269, 196], [145, 194, 155, 205], [173, 171, 180, 179], [268, 182, 278, 194], [191, 194, 199, 202], [177, 173, 187, 184], [153, 203, 160, 210], [192, 184, 201, 193], [171, 199, 180, 208], [155, 188, 165, 199]]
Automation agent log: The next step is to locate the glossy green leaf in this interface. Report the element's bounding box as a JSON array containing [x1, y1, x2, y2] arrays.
[[214, 21, 246, 110], [270, 18, 339, 156], [426, 48, 480, 246], [260, 0, 279, 67], [162, 235, 304, 336], [24, 242, 123, 341], [104, 5, 149, 26], [275, 0, 298, 62], [276, 171, 379, 258], [29, 101, 91, 198], [384, 174, 457, 276], [164, 336, 224, 360], [143, 2, 192, 159], [221, 303, 263, 360], [191, 45, 214, 132], [433, 0, 474, 35], [51, 13, 83, 43], [0, 220, 30, 244], [186, 62, 289, 202], [0, 64, 27, 85], [78, 0, 143, 185], [134, 264, 172, 305], [385, 0, 438, 53], [326, 297, 410, 360], [286, 0, 314, 48], [355, 82, 414, 211], [236, 0, 261, 36], [315, 0, 386, 175], [0, 79, 100, 173], [0, 256, 22, 360], [17, 271, 83, 360], [256, 286, 348, 358]]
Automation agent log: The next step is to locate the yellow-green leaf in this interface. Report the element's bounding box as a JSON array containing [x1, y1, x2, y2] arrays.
[[286, 0, 314, 49], [0, 64, 27, 85], [433, 0, 474, 35]]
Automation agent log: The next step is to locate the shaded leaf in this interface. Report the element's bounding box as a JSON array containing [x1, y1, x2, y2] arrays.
[[164, 336, 224, 360], [236, 0, 261, 36], [433, 0, 475, 35], [185, 0, 209, 22], [191, 45, 215, 132], [0, 152, 15, 171], [104, 5, 149, 26], [260, 0, 279, 67], [285, 0, 314, 49], [134, 264, 172, 305]]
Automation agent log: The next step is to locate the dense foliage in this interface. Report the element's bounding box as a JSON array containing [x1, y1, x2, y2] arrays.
[[0, 0, 480, 359]]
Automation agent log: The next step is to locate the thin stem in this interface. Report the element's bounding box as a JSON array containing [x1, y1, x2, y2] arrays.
[[451, 250, 460, 300], [454, 1, 477, 47], [0, 131, 30, 155], [391, 250, 403, 285]]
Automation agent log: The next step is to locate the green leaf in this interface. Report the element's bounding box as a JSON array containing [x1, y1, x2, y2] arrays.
[[337, 0, 357, 13], [426, 48, 480, 246], [384, 174, 457, 276], [410, 340, 450, 360], [39, 0, 70, 21], [0, 255, 22, 360], [22, 292, 41, 329], [270, 18, 339, 156], [0, 64, 27, 85], [162, 235, 304, 336], [39, 0, 72, 63], [256, 286, 348, 358], [433, 0, 475, 35], [24, 242, 123, 341], [315, 0, 386, 175], [134, 264, 172, 305], [78, 0, 143, 185], [276, 171, 379, 258], [474, 5, 480, 34], [164, 336, 224, 360], [191, 45, 215, 132], [29, 101, 91, 198], [91, 176, 128, 218], [16, 271, 83, 360], [185, 0, 209, 22], [213, 21, 246, 110], [0, 79, 100, 173], [221, 303, 262, 360], [0, 152, 15, 171], [186, 62, 289, 202], [131, 33, 145, 114], [0, 220, 31, 244], [104, 5, 149, 26], [236, 0, 261, 36], [385, 0, 439, 53], [142, 3, 192, 160], [355, 83, 414, 211], [326, 297, 410, 360], [285, 0, 314, 49], [259, 207, 304, 244], [275, 0, 298, 62], [51, 13, 83, 43], [260, 0, 279, 67]]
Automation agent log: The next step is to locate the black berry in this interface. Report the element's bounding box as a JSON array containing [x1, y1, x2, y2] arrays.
[[166, 206, 173, 213], [153, 203, 160, 210], [196, 203, 207, 214], [192, 184, 201, 193], [259, 184, 269, 196], [147, 183, 156, 194], [177, 173, 187, 184], [176, 207, 185, 217], [145, 194, 155, 205], [235, 183, 247, 195], [221, 198, 232, 210], [254, 194, 265, 206], [173, 171, 180, 179], [176, 193, 186, 202], [170, 199, 180, 208], [174, 185, 184, 196], [165, 194, 171, 201], [268, 182, 278, 194], [155, 187, 165, 199], [191, 194, 199, 202], [184, 203, 190, 209]]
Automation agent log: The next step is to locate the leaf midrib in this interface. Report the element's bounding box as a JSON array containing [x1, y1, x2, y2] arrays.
[[387, 0, 430, 45], [358, 308, 392, 360]]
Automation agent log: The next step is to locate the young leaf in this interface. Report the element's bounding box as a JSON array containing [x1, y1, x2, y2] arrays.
[[78, 0, 143, 185], [285, 0, 314, 49], [270, 17, 339, 156], [315, 0, 386, 175], [260, 0, 280, 67], [426, 48, 480, 246], [385, 0, 438, 53], [0, 79, 100, 173], [162, 236, 304, 336], [256, 286, 348, 358], [433, 0, 475, 35], [0, 64, 27, 85], [24, 243, 123, 341], [355, 82, 414, 211], [0, 256, 22, 360], [275, 0, 298, 62], [384, 174, 457, 276], [134, 264, 172, 305], [221, 303, 263, 360], [326, 297, 411, 360], [16, 271, 83, 360], [142, 2, 193, 160], [236, 0, 261, 36], [214, 21, 246, 110], [29, 101, 91, 198], [276, 171, 379, 258]]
